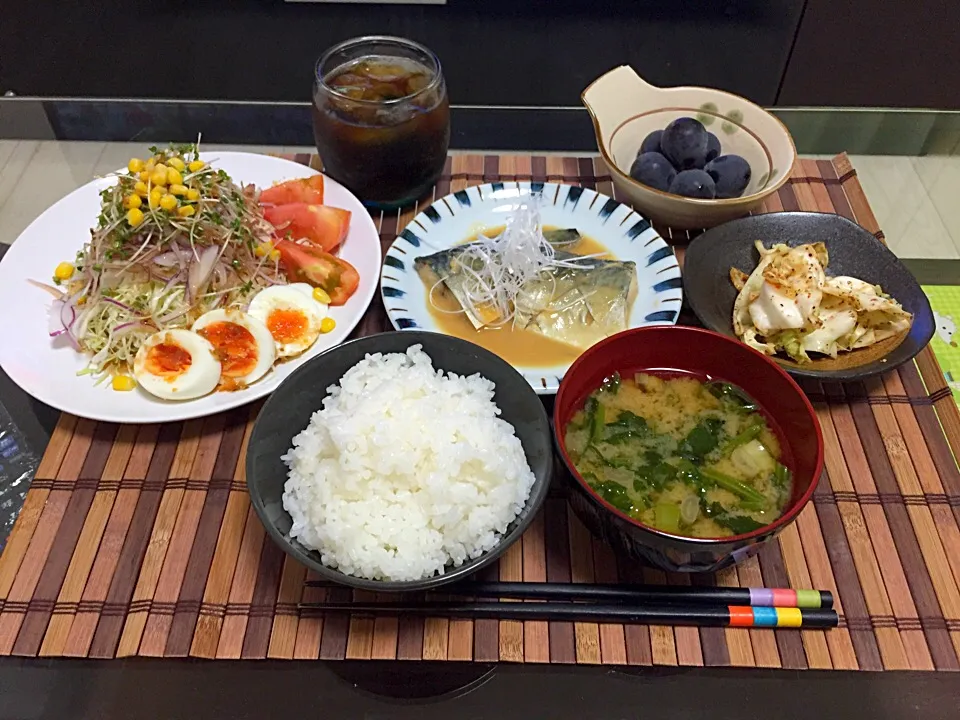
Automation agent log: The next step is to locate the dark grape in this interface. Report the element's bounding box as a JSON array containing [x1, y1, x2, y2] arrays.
[[639, 130, 664, 155], [668, 169, 716, 199], [705, 132, 721, 163], [705, 154, 752, 198], [629, 152, 677, 192], [661, 117, 708, 171]]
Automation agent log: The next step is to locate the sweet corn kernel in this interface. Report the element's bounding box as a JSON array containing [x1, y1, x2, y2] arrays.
[[177, 204, 196, 218], [168, 157, 185, 171], [111, 375, 137, 392], [128, 158, 144, 173], [127, 207, 145, 226], [169, 183, 187, 196], [268, 249, 281, 263], [148, 188, 164, 209], [159, 194, 178, 211], [150, 168, 168, 187], [134, 181, 149, 197], [186, 188, 201, 201], [320, 317, 336, 334], [254, 241, 274, 258], [139, 170, 150, 182], [166, 167, 183, 185], [312, 287, 331, 304], [144, 158, 156, 172], [54, 262, 75, 280], [187, 159, 205, 173], [76, 296, 87, 306], [123, 194, 142, 210]]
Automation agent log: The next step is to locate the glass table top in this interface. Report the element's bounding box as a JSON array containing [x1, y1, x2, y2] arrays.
[[1, 98, 960, 719]]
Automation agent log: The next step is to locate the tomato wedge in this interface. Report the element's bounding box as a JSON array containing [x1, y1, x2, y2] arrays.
[[259, 175, 324, 205], [274, 239, 360, 306], [264, 203, 351, 253]]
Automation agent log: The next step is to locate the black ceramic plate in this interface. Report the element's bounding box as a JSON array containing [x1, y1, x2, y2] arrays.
[[683, 212, 934, 381], [245, 330, 554, 592]]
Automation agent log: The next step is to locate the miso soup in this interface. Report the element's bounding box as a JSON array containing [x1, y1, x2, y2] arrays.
[[564, 372, 793, 538]]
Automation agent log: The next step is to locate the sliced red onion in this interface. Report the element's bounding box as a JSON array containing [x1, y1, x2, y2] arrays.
[[188, 245, 219, 300], [255, 269, 281, 286], [103, 297, 135, 312], [49, 299, 66, 335], [29, 279, 65, 298], [99, 272, 122, 291], [59, 300, 76, 332], [156, 307, 190, 325], [162, 271, 183, 293], [57, 301, 80, 350], [213, 263, 227, 287], [114, 321, 147, 337], [153, 251, 180, 267], [170, 242, 189, 271]]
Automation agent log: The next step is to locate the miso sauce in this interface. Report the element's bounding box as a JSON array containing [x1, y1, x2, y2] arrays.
[[564, 373, 794, 539]]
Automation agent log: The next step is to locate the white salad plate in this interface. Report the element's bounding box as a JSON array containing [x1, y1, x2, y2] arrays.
[[0, 152, 382, 424], [380, 182, 683, 394]]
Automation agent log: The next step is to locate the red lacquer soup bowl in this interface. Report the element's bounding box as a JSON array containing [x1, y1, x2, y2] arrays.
[[553, 326, 824, 573]]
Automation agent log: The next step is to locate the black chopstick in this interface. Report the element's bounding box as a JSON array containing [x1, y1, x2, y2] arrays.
[[303, 580, 833, 609], [297, 602, 839, 629]]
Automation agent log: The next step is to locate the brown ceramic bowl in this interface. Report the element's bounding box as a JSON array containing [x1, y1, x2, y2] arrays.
[[553, 326, 823, 573]]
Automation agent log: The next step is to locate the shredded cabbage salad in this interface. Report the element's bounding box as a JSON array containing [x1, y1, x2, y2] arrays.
[[46, 142, 285, 379]]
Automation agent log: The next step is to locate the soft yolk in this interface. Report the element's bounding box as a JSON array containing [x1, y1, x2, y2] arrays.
[[267, 307, 308, 344], [145, 342, 192, 380], [197, 322, 258, 377]]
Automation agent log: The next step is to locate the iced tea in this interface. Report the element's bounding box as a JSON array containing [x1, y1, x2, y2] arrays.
[[313, 37, 450, 208]]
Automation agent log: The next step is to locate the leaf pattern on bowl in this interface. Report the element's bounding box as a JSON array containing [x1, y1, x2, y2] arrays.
[[696, 102, 719, 126], [721, 108, 744, 135]]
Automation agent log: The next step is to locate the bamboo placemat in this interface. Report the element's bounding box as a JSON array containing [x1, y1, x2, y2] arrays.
[[1, 153, 959, 670]]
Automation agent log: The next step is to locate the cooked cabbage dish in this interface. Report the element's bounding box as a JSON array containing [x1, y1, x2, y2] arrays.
[[732, 241, 912, 363]]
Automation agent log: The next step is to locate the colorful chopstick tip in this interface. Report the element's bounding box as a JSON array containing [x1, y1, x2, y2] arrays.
[[795, 589, 823, 608], [751, 606, 779, 627], [748, 587, 828, 608], [775, 607, 804, 628], [748, 588, 775, 606], [770, 588, 797, 607], [726, 605, 831, 628]]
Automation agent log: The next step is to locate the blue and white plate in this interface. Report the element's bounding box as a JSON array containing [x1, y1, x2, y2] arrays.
[[380, 182, 682, 394]]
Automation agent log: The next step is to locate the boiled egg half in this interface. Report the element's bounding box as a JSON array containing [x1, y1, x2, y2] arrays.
[[248, 284, 327, 358], [192, 308, 277, 388], [133, 329, 222, 400]]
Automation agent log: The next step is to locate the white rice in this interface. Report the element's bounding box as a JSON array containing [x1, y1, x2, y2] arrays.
[[281, 344, 536, 582]]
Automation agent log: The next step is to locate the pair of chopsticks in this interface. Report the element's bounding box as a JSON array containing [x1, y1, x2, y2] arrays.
[[301, 580, 839, 630]]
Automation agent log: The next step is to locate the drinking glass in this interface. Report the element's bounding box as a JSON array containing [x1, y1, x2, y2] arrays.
[[312, 36, 451, 209]]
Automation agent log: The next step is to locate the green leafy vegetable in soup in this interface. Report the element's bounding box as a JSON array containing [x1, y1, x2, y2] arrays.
[[564, 373, 793, 538]]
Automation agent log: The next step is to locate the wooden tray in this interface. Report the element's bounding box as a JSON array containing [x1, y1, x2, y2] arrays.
[[1, 153, 959, 670]]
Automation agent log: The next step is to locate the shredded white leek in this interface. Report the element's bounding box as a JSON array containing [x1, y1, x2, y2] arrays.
[[431, 199, 597, 326]]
